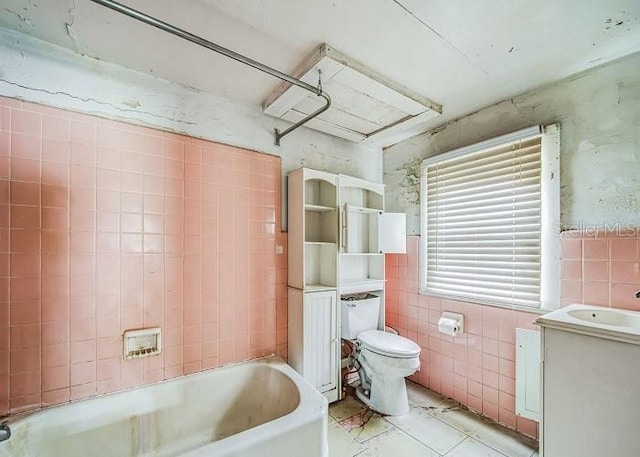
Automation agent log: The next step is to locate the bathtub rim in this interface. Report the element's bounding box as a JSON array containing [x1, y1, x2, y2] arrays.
[[1, 354, 326, 428], [181, 356, 328, 456]]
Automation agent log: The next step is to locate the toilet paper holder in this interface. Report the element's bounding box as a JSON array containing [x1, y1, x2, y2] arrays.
[[438, 311, 464, 335]]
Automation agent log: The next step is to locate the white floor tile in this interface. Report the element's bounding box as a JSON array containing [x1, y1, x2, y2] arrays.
[[471, 421, 538, 457], [357, 429, 440, 457], [387, 406, 467, 454], [445, 437, 509, 457], [327, 421, 364, 457]]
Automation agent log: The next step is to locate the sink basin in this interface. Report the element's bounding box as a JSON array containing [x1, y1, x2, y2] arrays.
[[536, 304, 640, 344], [567, 308, 640, 328]]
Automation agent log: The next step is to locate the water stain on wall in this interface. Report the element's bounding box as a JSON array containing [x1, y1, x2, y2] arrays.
[[398, 163, 421, 207], [386, 53, 640, 233]]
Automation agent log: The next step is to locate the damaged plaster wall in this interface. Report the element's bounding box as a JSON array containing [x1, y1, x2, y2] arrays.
[[385, 51, 640, 234], [0, 26, 382, 228]]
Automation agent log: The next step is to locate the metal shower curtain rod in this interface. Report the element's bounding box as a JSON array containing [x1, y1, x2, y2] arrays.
[[88, 0, 332, 146]]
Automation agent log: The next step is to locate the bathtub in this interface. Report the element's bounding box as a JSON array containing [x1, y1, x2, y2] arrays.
[[0, 355, 328, 457]]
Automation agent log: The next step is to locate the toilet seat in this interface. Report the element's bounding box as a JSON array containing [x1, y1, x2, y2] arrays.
[[358, 330, 420, 359]]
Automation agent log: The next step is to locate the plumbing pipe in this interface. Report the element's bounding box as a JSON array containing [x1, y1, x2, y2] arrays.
[[0, 423, 10, 443], [87, 0, 332, 145]]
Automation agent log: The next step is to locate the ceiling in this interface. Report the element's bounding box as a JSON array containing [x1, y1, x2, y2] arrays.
[[1, 0, 639, 147]]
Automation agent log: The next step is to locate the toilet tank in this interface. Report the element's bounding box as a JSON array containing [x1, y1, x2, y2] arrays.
[[341, 294, 380, 339]]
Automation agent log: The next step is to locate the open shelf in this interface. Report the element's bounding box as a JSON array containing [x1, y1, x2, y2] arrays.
[[340, 185, 383, 212], [339, 253, 384, 256], [305, 204, 335, 212], [305, 180, 337, 245], [342, 207, 381, 253], [340, 278, 385, 295], [305, 243, 337, 289], [305, 178, 336, 207], [345, 205, 381, 214], [305, 284, 338, 292], [339, 254, 384, 292], [340, 278, 386, 285], [306, 209, 338, 243]]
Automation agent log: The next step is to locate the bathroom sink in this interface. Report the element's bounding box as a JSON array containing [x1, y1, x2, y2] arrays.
[[566, 308, 640, 328], [536, 304, 640, 344]]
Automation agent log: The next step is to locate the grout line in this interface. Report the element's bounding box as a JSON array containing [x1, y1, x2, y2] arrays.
[[93, 122, 98, 395], [387, 411, 462, 455], [6, 110, 10, 413], [37, 108, 43, 406], [388, 422, 444, 456], [441, 436, 469, 457], [65, 124, 71, 403]]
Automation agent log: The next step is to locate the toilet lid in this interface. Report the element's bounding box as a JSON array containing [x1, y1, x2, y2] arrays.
[[358, 330, 420, 358]]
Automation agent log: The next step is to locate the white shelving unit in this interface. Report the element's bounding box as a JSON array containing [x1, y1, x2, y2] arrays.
[[288, 168, 406, 403], [338, 175, 387, 333], [288, 168, 340, 402]]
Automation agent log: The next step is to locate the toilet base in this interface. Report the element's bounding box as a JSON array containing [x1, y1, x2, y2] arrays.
[[355, 376, 410, 416]]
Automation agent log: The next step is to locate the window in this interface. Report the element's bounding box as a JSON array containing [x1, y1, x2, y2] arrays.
[[421, 125, 560, 309]]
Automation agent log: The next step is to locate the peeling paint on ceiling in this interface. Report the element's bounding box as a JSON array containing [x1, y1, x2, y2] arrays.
[[0, 0, 639, 146]]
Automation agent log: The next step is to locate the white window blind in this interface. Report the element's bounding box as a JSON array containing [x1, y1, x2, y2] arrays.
[[422, 129, 544, 308]]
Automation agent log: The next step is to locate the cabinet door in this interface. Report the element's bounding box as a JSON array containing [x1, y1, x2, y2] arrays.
[[515, 328, 540, 421], [342, 204, 373, 253], [376, 212, 406, 253], [342, 210, 406, 254], [303, 291, 338, 393]]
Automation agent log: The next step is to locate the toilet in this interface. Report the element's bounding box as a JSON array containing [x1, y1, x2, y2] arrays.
[[341, 295, 420, 416]]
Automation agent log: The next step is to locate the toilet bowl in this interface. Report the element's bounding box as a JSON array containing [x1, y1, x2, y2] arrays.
[[340, 294, 421, 415], [353, 329, 420, 416]]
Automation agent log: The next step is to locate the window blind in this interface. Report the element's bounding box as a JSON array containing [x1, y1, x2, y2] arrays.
[[423, 135, 543, 308]]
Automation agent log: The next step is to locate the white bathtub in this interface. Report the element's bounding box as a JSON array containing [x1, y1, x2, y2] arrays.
[[0, 356, 328, 457]]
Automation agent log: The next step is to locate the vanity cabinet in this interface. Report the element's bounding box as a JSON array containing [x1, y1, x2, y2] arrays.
[[287, 167, 405, 403], [537, 305, 640, 457]]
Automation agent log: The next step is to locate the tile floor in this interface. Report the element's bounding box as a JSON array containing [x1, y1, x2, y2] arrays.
[[328, 382, 538, 457]]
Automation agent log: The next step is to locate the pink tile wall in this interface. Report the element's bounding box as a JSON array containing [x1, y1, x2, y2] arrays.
[[0, 96, 287, 415], [560, 230, 640, 309], [387, 232, 639, 439], [386, 237, 539, 439]]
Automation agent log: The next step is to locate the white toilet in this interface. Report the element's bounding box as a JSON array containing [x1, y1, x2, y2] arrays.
[[341, 295, 420, 416]]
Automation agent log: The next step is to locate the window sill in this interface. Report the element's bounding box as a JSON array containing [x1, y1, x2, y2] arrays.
[[418, 289, 552, 315]]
